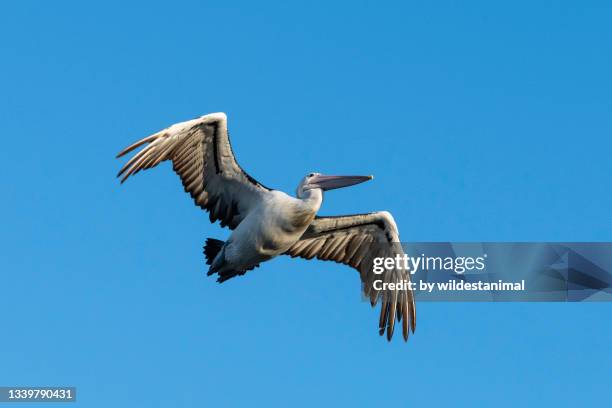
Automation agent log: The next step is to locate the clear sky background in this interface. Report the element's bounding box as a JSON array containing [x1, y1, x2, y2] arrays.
[[1, 1, 611, 407]]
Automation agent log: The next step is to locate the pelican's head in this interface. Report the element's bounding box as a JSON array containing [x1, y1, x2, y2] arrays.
[[296, 172, 373, 198]]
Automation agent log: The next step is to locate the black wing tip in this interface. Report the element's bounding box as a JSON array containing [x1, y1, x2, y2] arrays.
[[380, 324, 412, 342], [376, 297, 416, 342]]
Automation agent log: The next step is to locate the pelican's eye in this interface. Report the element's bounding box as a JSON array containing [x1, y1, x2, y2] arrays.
[[308, 173, 315, 178]]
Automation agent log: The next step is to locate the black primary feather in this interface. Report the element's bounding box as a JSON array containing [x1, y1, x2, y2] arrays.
[[203, 238, 224, 265]]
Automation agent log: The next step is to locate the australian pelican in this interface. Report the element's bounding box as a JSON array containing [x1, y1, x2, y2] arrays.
[[116, 113, 415, 341]]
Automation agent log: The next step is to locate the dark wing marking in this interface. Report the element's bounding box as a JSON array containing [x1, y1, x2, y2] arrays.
[[285, 212, 416, 341], [117, 113, 270, 229]]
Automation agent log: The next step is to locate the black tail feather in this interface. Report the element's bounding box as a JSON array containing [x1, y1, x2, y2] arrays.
[[216, 270, 246, 283], [216, 263, 261, 282], [204, 238, 261, 283], [203, 238, 224, 265]]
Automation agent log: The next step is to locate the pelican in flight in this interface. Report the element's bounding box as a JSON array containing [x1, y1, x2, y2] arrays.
[[116, 113, 415, 341]]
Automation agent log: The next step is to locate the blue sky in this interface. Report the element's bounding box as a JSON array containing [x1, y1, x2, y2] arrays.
[[1, 0, 611, 406]]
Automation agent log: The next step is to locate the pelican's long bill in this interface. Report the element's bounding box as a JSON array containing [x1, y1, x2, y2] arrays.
[[311, 174, 374, 191]]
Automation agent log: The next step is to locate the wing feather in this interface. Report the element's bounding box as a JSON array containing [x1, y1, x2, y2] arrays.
[[117, 113, 271, 229], [285, 211, 416, 341]]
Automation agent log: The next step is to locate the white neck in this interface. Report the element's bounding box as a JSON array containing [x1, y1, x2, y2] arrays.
[[297, 188, 323, 213]]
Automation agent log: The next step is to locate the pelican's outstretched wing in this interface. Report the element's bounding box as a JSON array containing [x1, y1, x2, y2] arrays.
[[117, 113, 270, 229], [285, 211, 416, 341]]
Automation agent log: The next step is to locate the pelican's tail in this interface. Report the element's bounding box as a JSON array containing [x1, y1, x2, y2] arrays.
[[204, 238, 262, 283], [203, 238, 224, 266]]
